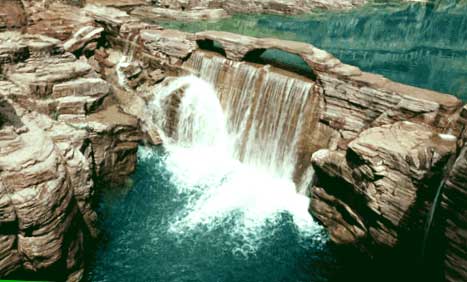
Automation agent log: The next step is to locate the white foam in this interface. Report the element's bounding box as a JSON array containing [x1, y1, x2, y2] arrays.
[[438, 133, 457, 142], [147, 76, 324, 254], [116, 55, 131, 91], [312, 149, 330, 161]]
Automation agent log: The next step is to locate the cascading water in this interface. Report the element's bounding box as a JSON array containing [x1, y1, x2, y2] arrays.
[[116, 36, 140, 91], [89, 33, 331, 282], [147, 75, 322, 254], [184, 52, 315, 180]]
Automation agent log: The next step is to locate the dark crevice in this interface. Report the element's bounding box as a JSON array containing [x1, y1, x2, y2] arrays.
[[0, 96, 24, 129], [242, 48, 317, 80], [196, 39, 227, 57], [0, 220, 19, 236]]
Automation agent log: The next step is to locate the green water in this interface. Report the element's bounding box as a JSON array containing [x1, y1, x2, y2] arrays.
[[86, 147, 337, 282], [86, 146, 434, 282], [160, 2, 467, 101], [84, 3, 465, 281]]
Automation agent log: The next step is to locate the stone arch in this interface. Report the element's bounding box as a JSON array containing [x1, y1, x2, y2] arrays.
[[196, 39, 227, 57], [242, 48, 317, 80]]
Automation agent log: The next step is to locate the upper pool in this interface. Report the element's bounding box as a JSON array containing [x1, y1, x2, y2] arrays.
[[158, 2, 467, 101]]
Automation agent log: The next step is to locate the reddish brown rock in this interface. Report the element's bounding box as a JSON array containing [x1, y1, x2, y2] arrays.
[[0, 30, 143, 280], [155, 0, 367, 15], [84, 105, 141, 182], [23, 2, 94, 41], [310, 122, 457, 251], [0, 100, 89, 281], [0, 0, 27, 32], [439, 106, 467, 282], [131, 6, 230, 21]]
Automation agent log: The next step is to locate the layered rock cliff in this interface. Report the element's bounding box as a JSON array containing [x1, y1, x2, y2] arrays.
[[0, 3, 142, 280], [154, 0, 367, 14], [438, 106, 467, 282], [0, 0, 27, 32], [1, 1, 466, 281], [79, 5, 467, 281]]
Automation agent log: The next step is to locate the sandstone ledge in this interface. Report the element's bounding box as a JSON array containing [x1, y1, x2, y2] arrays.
[[80, 7, 467, 280], [131, 7, 230, 22], [154, 0, 368, 15], [0, 2, 466, 282], [0, 30, 142, 281]]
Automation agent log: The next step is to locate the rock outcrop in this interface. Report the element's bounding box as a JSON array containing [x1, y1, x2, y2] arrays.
[[0, 0, 27, 32], [0, 101, 90, 281], [131, 6, 230, 21], [1, 31, 141, 183], [23, 1, 94, 41], [154, 0, 367, 15], [438, 105, 467, 282], [0, 22, 142, 280], [1, 2, 466, 282], [310, 122, 457, 248], [79, 6, 467, 281]]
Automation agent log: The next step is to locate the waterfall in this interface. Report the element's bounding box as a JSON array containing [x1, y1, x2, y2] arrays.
[[421, 152, 459, 260], [147, 55, 322, 255], [184, 51, 314, 180], [116, 36, 140, 91]]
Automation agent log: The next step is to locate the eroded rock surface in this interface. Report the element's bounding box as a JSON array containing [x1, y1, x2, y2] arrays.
[[0, 0, 27, 32], [1, 2, 466, 282], [310, 122, 457, 249], [131, 6, 230, 21], [155, 0, 367, 14], [0, 29, 141, 281], [439, 105, 467, 282], [0, 83, 93, 281]]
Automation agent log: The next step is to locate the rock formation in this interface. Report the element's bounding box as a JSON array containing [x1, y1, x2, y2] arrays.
[[1, 1, 466, 282], [0, 0, 27, 32], [80, 5, 467, 281], [310, 122, 457, 247], [0, 6, 142, 280], [154, 0, 367, 14], [438, 105, 467, 282], [131, 6, 230, 21]]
